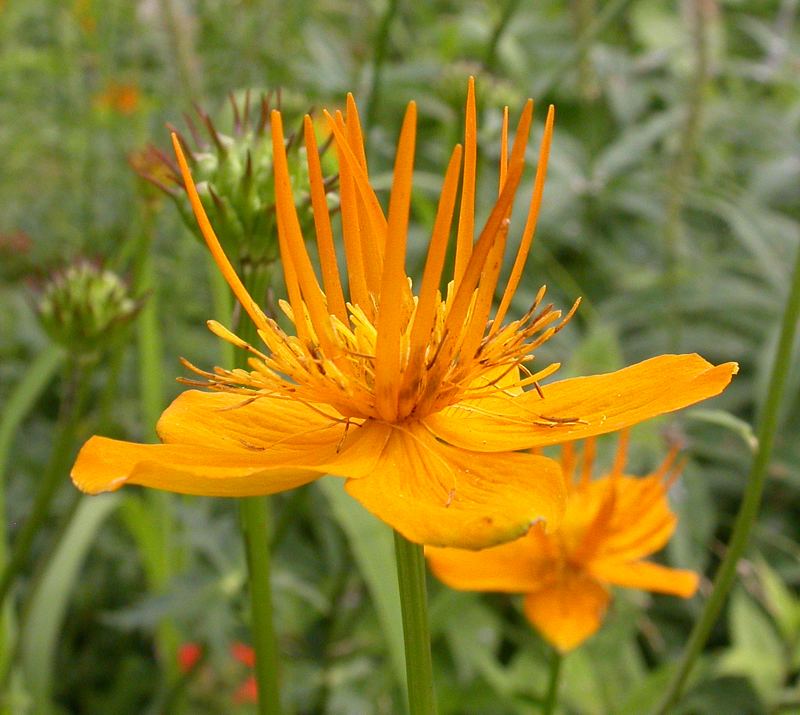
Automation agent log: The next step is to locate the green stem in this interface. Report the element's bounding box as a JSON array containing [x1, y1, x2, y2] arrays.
[[542, 649, 563, 715], [654, 237, 800, 713], [0, 362, 89, 607], [364, 0, 400, 134], [235, 264, 282, 715], [133, 199, 181, 681], [393, 531, 436, 715], [483, 0, 522, 73], [240, 497, 282, 715], [663, 0, 709, 351], [533, 0, 638, 97]]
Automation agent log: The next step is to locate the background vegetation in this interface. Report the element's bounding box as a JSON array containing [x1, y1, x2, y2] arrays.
[[0, 0, 798, 713]]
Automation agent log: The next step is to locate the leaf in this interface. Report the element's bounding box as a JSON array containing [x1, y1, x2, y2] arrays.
[[717, 588, 787, 704], [21, 494, 120, 710], [317, 478, 407, 697]]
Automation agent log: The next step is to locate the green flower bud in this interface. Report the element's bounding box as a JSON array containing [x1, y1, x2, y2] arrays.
[[37, 261, 140, 357], [132, 90, 336, 269]]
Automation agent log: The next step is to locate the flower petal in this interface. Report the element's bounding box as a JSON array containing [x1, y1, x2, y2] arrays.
[[345, 422, 565, 548], [588, 559, 699, 598], [156, 390, 344, 451], [157, 389, 395, 478], [71, 437, 321, 496], [72, 393, 393, 495], [523, 572, 610, 652], [585, 475, 678, 562], [426, 525, 559, 592], [427, 355, 738, 452]]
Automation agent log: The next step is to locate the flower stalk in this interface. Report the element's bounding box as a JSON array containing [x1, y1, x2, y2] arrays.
[[394, 531, 437, 715], [236, 265, 282, 715], [655, 236, 800, 712], [542, 648, 563, 715]]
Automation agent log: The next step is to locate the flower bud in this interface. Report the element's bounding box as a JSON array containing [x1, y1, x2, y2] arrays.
[[37, 260, 140, 356], [132, 91, 336, 268]]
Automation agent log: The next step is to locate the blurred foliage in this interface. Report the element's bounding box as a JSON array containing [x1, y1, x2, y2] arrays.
[[0, 0, 799, 713]]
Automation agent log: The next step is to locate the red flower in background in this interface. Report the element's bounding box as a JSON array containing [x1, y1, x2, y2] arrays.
[[177, 641, 258, 704]]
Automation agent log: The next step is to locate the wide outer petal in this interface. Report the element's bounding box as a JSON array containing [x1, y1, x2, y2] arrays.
[[72, 392, 394, 495], [426, 525, 559, 592], [523, 571, 610, 652], [345, 422, 565, 549], [156, 390, 346, 453], [71, 438, 321, 496], [426, 354, 738, 452], [588, 559, 699, 598]]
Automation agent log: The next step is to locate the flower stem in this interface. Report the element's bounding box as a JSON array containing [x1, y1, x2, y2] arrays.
[[235, 265, 282, 715], [542, 648, 563, 715], [533, 0, 638, 97], [133, 197, 181, 680], [239, 496, 282, 715], [393, 531, 437, 715], [654, 236, 800, 713]]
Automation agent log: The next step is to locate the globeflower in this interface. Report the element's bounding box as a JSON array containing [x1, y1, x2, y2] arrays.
[[427, 435, 700, 651], [71, 81, 736, 549]]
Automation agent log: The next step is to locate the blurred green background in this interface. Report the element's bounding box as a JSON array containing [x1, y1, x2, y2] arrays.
[[0, 0, 799, 713]]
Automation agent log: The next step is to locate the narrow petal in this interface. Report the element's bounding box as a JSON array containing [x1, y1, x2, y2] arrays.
[[344, 422, 565, 549], [588, 559, 699, 598], [523, 572, 610, 652], [426, 355, 738, 452], [426, 525, 559, 592]]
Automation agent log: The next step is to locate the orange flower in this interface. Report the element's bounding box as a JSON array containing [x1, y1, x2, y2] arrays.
[[93, 81, 140, 116], [427, 434, 700, 652], [71, 81, 736, 549]]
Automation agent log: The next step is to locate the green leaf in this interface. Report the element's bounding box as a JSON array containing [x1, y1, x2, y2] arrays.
[[317, 478, 407, 697], [717, 588, 787, 704], [21, 495, 120, 711]]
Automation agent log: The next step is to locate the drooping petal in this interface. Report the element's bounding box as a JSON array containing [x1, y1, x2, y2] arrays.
[[71, 438, 321, 496], [72, 391, 395, 495], [426, 525, 559, 592], [344, 422, 565, 549], [588, 559, 699, 598], [523, 571, 610, 652], [426, 355, 738, 452]]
